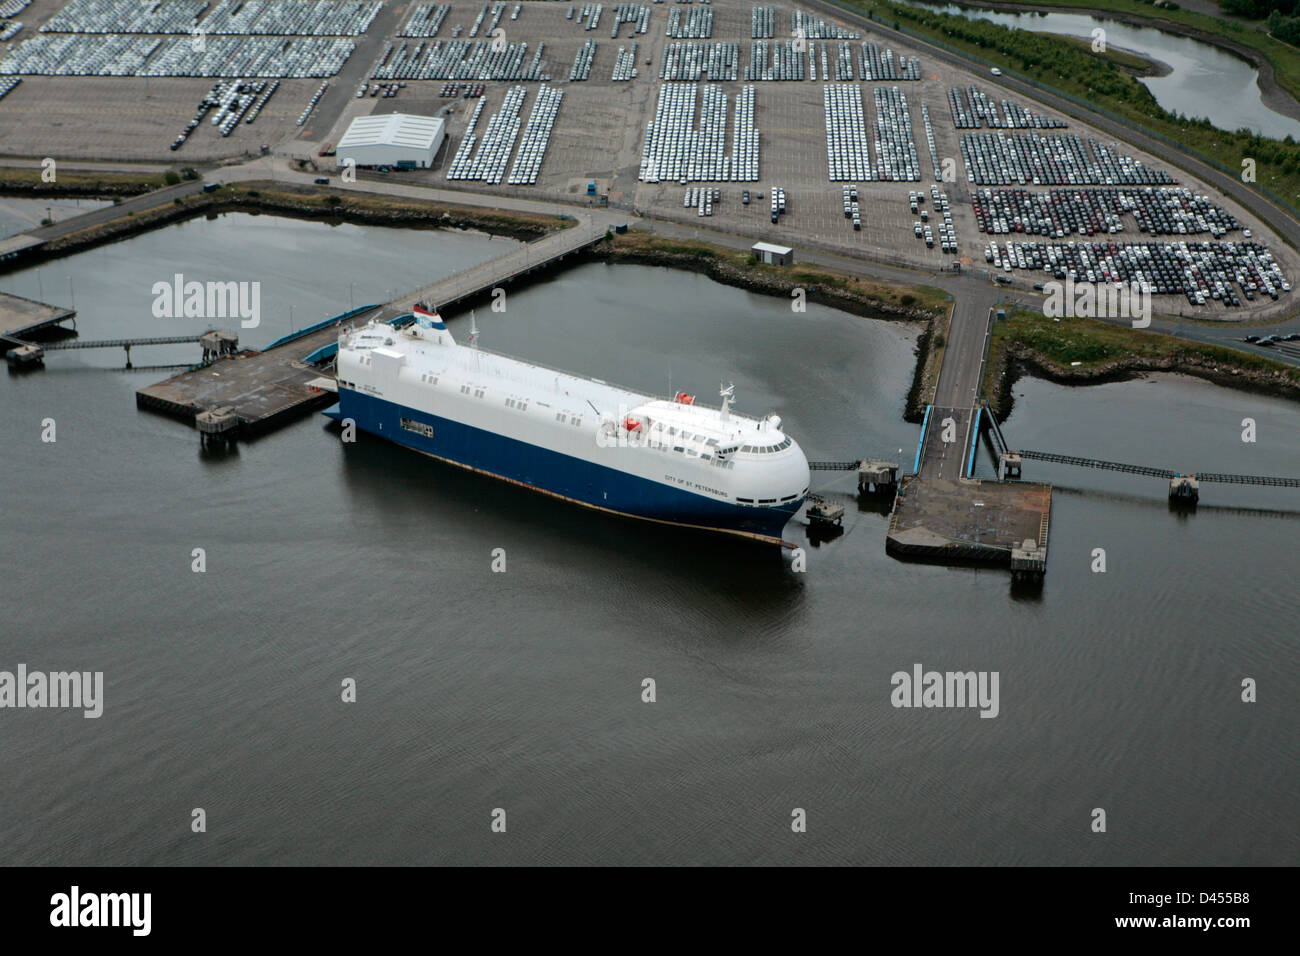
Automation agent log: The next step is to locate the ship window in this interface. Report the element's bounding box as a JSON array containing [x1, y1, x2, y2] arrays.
[[737, 497, 754, 504], [557, 413, 566, 422], [519, 403, 527, 411], [759, 498, 777, 504], [673, 446, 685, 454], [572, 418, 581, 427], [475, 389, 485, 399], [741, 445, 753, 453], [507, 398, 515, 407], [461, 385, 470, 394], [780, 494, 797, 502], [701, 454, 712, 462], [706, 438, 718, 446]]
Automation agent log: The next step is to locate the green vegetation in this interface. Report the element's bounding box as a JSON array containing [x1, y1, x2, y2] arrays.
[[609, 232, 950, 315], [983, 309, 1300, 399], [1049, 32, 1165, 73], [883, 0, 1300, 97], [845, 0, 1300, 215], [163, 170, 181, 186], [0, 167, 181, 194]]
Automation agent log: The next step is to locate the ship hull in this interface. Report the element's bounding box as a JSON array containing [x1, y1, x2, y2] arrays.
[[329, 390, 802, 542]]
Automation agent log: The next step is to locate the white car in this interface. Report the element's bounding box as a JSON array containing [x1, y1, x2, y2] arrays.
[[991, 67, 1002, 77]]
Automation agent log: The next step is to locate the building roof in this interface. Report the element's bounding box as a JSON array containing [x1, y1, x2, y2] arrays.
[[751, 242, 793, 255], [337, 113, 445, 151]]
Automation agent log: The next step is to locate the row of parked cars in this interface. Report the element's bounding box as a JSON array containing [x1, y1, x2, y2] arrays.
[[790, 10, 857, 40], [42, 0, 205, 35], [960, 132, 1175, 187], [949, 85, 1067, 131], [570, 38, 596, 80], [639, 83, 759, 183], [685, 185, 720, 217], [399, 3, 450, 39], [972, 187, 1242, 239], [842, 184, 861, 231], [372, 38, 548, 81], [611, 40, 639, 81], [744, 40, 805, 81], [661, 40, 738, 81], [2, 32, 354, 78], [447, 86, 527, 184], [919, 101, 942, 182], [606, 4, 651, 40], [441, 82, 486, 97], [667, 6, 712, 38], [297, 80, 328, 126], [357, 80, 405, 98], [824, 84, 872, 182], [770, 186, 787, 224], [913, 187, 955, 252], [859, 43, 920, 82], [872, 86, 920, 182], [506, 84, 563, 186], [42, 0, 379, 36], [991, 239, 1289, 306], [1244, 333, 1300, 345]]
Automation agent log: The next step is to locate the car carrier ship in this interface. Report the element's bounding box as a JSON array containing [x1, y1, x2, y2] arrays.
[[324, 306, 810, 543]]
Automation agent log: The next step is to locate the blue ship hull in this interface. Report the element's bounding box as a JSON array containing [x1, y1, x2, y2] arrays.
[[326, 390, 801, 542]]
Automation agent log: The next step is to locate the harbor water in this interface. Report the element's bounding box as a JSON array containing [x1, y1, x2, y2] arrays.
[[1, 214, 1295, 864]]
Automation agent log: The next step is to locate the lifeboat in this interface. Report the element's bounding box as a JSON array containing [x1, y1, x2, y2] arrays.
[[674, 391, 696, 405]]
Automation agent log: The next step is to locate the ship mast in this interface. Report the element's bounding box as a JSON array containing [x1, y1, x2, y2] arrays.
[[719, 382, 734, 422]]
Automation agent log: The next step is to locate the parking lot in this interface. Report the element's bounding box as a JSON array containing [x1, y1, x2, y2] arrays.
[[0, 0, 1296, 317]]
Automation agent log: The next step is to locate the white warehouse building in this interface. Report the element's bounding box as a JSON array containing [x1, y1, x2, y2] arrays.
[[336, 113, 445, 169]]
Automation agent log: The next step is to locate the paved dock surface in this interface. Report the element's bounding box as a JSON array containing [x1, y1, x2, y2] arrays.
[[0, 290, 75, 342], [136, 311, 374, 431], [887, 476, 1051, 564]]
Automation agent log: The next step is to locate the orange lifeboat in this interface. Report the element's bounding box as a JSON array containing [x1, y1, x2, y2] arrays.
[[623, 416, 643, 432], [674, 391, 696, 405]]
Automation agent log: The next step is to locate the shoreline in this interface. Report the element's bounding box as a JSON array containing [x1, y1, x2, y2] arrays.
[[6, 180, 1297, 423], [939, 0, 1300, 123], [0, 181, 562, 267], [984, 325, 1300, 420]]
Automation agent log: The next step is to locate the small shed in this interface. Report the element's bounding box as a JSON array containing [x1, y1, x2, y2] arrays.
[[752, 242, 794, 266]]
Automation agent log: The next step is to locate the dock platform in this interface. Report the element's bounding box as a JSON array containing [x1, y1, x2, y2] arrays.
[[0, 290, 75, 345], [886, 476, 1052, 573], [135, 305, 377, 437]]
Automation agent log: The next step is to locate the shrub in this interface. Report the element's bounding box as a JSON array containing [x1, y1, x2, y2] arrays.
[[163, 170, 181, 186]]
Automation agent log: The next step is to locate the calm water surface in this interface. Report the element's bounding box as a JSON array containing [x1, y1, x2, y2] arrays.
[[1, 214, 1295, 865]]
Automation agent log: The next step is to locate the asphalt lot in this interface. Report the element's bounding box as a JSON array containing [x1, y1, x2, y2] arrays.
[[3, 0, 1299, 342]]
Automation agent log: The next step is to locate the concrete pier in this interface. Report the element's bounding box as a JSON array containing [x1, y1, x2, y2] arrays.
[[858, 460, 899, 494]]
